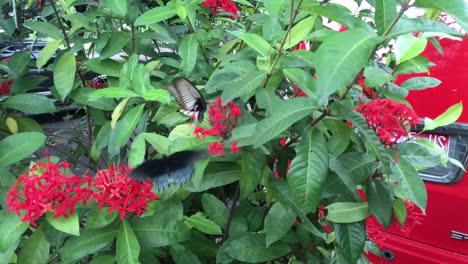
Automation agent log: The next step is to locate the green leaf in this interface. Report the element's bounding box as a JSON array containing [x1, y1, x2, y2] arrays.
[[135, 5, 176, 26], [143, 133, 171, 156], [288, 128, 328, 213], [184, 212, 222, 235], [303, 3, 371, 30], [416, 0, 468, 32], [0, 132, 46, 167], [60, 225, 119, 264], [387, 18, 461, 39], [108, 104, 145, 157], [264, 202, 297, 247], [268, 178, 326, 239], [325, 202, 369, 223], [86, 208, 119, 229], [17, 224, 49, 264], [375, 0, 396, 35], [225, 233, 291, 262], [366, 180, 393, 228], [142, 89, 171, 104], [90, 255, 116, 264], [84, 59, 123, 77], [264, 0, 287, 17], [363, 66, 394, 87], [221, 70, 267, 104], [179, 34, 198, 75], [54, 52, 76, 100], [394, 35, 427, 64], [254, 97, 318, 147], [240, 150, 265, 199], [89, 87, 140, 100], [329, 152, 376, 191], [37, 39, 62, 69], [103, 0, 127, 16], [184, 162, 241, 192], [423, 102, 463, 131], [392, 199, 407, 226], [45, 212, 80, 236], [335, 221, 366, 264], [283, 68, 316, 98], [24, 21, 63, 39], [3, 94, 57, 114], [401, 77, 441, 90], [129, 133, 145, 168], [394, 56, 434, 75], [201, 193, 229, 228], [284, 16, 317, 49], [132, 217, 190, 247], [100, 32, 131, 60], [171, 245, 202, 264], [0, 238, 19, 264], [0, 212, 29, 252], [315, 29, 380, 102], [391, 156, 427, 212], [131, 64, 151, 96], [117, 220, 140, 264], [230, 31, 273, 57], [14, 116, 43, 133]]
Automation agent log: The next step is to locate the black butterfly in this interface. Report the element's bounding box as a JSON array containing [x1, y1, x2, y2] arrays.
[[130, 150, 206, 191], [166, 78, 207, 122]]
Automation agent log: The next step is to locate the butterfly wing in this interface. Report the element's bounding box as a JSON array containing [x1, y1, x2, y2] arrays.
[[167, 78, 206, 122], [130, 150, 206, 191]]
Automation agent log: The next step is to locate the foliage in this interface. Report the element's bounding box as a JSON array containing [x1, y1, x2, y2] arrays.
[[0, 0, 466, 263]]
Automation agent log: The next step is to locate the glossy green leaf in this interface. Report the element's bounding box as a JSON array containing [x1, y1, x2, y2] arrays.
[[24, 21, 63, 39], [303, 3, 371, 30], [143, 132, 171, 156], [4, 93, 57, 114], [264, 202, 297, 247], [315, 29, 380, 102], [135, 5, 176, 26], [86, 207, 119, 229], [391, 156, 427, 212], [184, 212, 222, 235], [325, 202, 369, 223], [240, 150, 265, 199], [288, 128, 328, 213], [415, 0, 468, 32], [117, 220, 140, 264], [131, 64, 151, 95], [132, 217, 190, 247], [284, 16, 316, 49], [84, 59, 122, 77], [394, 35, 427, 64], [375, 0, 396, 35], [37, 39, 62, 68], [108, 104, 145, 157], [142, 89, 171, 104], [0, 132, 46, 167], [394, 56, 434, 75], [100, 32, 131, 59], [254, 97, 318, 147], [129, 133, 145, 168], [54, 52, 76, 100], [184, 162, 241, 192], [366, 180, 393, 228], [387, 18, 460, 39], [221, 70, 267, 104], [363, 66, 394, 87], [230, 31, 273, 57], [225, 233, 291, 262], [423, 102, 463, 131], [201, 193, 229, 228], [401, 77, 441, 90], [60, 225, 119, 264], [90, 255, 117, 264], [179, 34, 197, 75], [0, 212, 29, 252], [329, 152, 376, 191], [14, 116, 43, 133], [17, 224, 49, 264], [392, 199, 407, 226], [89, 87, 139, 100], [335, 222, 366, 264], [171, 244, 202, 264], [45, 212, 80, 236], [283, 68, 316, 98], [103, 0, 127, 17]]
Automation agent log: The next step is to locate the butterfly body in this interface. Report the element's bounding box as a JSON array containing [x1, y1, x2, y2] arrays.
[[166, 78, 207, 122], [130, 150, 206, 191]]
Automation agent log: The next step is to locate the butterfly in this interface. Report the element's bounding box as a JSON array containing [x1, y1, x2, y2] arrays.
[[166, 77, 207, 122], [130, 150, 206, 191]]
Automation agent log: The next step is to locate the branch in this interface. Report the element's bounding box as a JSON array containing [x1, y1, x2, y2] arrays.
[[222, 186, 240, 242]]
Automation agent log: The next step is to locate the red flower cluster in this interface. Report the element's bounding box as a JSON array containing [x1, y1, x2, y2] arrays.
[[194, 97, 242, 156], [355, 99, 419, 146], [0, 79, 13, 95], [6, 155, 92, 226], [93, 164, 159, 219], [202, 0, 239, 17]]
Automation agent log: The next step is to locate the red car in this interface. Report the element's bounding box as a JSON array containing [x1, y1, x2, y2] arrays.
[[367, 38, 468, 263]]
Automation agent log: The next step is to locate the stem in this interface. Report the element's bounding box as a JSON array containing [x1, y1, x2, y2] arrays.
[[131, 23, 136, 53], [382, 3, 410, 37], [223, 186, 240, 242]]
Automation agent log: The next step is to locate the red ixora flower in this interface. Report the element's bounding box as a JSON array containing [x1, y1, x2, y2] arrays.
[[0, 79, 13, 95], [6, 154, 92, 227], [355, 99, 419, 146], [92, 164, 159, 219], [194, 97, 242, 156], [202, 0, 239, 18]]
